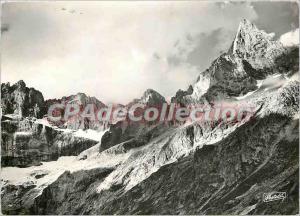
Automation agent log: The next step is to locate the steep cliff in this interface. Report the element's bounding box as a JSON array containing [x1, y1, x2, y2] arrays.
[[1, 116, 98, 167], [1, 80, 45, 118]]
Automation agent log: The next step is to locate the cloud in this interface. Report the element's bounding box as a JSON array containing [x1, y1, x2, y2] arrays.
[[250, 1, 299, 38], [280, 28, 299, 47], [186, 28, 235, 70]]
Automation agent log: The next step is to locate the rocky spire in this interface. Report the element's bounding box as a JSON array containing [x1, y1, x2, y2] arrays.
[[232, 19, 268, 56], [230, 19, 286, 69]]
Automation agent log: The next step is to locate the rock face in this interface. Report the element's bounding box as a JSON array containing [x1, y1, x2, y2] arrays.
[[1, 80, 45, 118], [31, 167, 114, 215], [1, 116, 98, 167], [1, 19, 299, 215], [1, 116, 57, 167]]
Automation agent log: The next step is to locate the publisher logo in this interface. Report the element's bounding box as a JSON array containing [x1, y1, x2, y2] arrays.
[[263, 192, 286, 202]]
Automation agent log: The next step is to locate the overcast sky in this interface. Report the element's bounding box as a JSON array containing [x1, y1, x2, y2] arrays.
[[1, 1, 299, 103]]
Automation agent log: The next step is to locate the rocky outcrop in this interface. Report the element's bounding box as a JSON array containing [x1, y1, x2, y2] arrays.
[[1, 117, 98, 167], [31, 167, 114, 215], [1, 181, 37, 215], [100, 123, 168, 153], [1, 80, 45, 118]]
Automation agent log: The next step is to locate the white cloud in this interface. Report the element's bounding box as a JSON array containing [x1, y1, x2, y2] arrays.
[[279, 28, 299, 47]]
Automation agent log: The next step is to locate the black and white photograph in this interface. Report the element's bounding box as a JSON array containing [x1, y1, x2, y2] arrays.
[[1, 1, 299, 215]]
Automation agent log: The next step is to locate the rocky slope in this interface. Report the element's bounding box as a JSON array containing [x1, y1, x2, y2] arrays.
[[1, 19, 299, 215]]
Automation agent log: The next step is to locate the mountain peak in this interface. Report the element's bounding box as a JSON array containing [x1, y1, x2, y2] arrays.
[[238, 19, 255, 31], [140, 88, 166, 105], [231, 19, 263, 56], [126, 89, 166, 106], [13, 80, 26, 89], [229, 19, 285, 69], [143, 88, 159, 96]]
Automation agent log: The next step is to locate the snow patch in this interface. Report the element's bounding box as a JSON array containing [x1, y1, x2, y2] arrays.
[[74, 129, 106, 142], [35, 118, 105, 141], [235, 80, 263, 100], [236, 90, 257, 100], [240, 204, 257, 215], [35, 118, 52, 127], [15, 131, 33, 136], [1, 150, 129, 197], [1, 127, 114, 197], [3, 114, 21, 119]]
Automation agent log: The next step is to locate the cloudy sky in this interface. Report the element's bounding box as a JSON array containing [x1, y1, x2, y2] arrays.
[[1, 1, 299, 103]]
